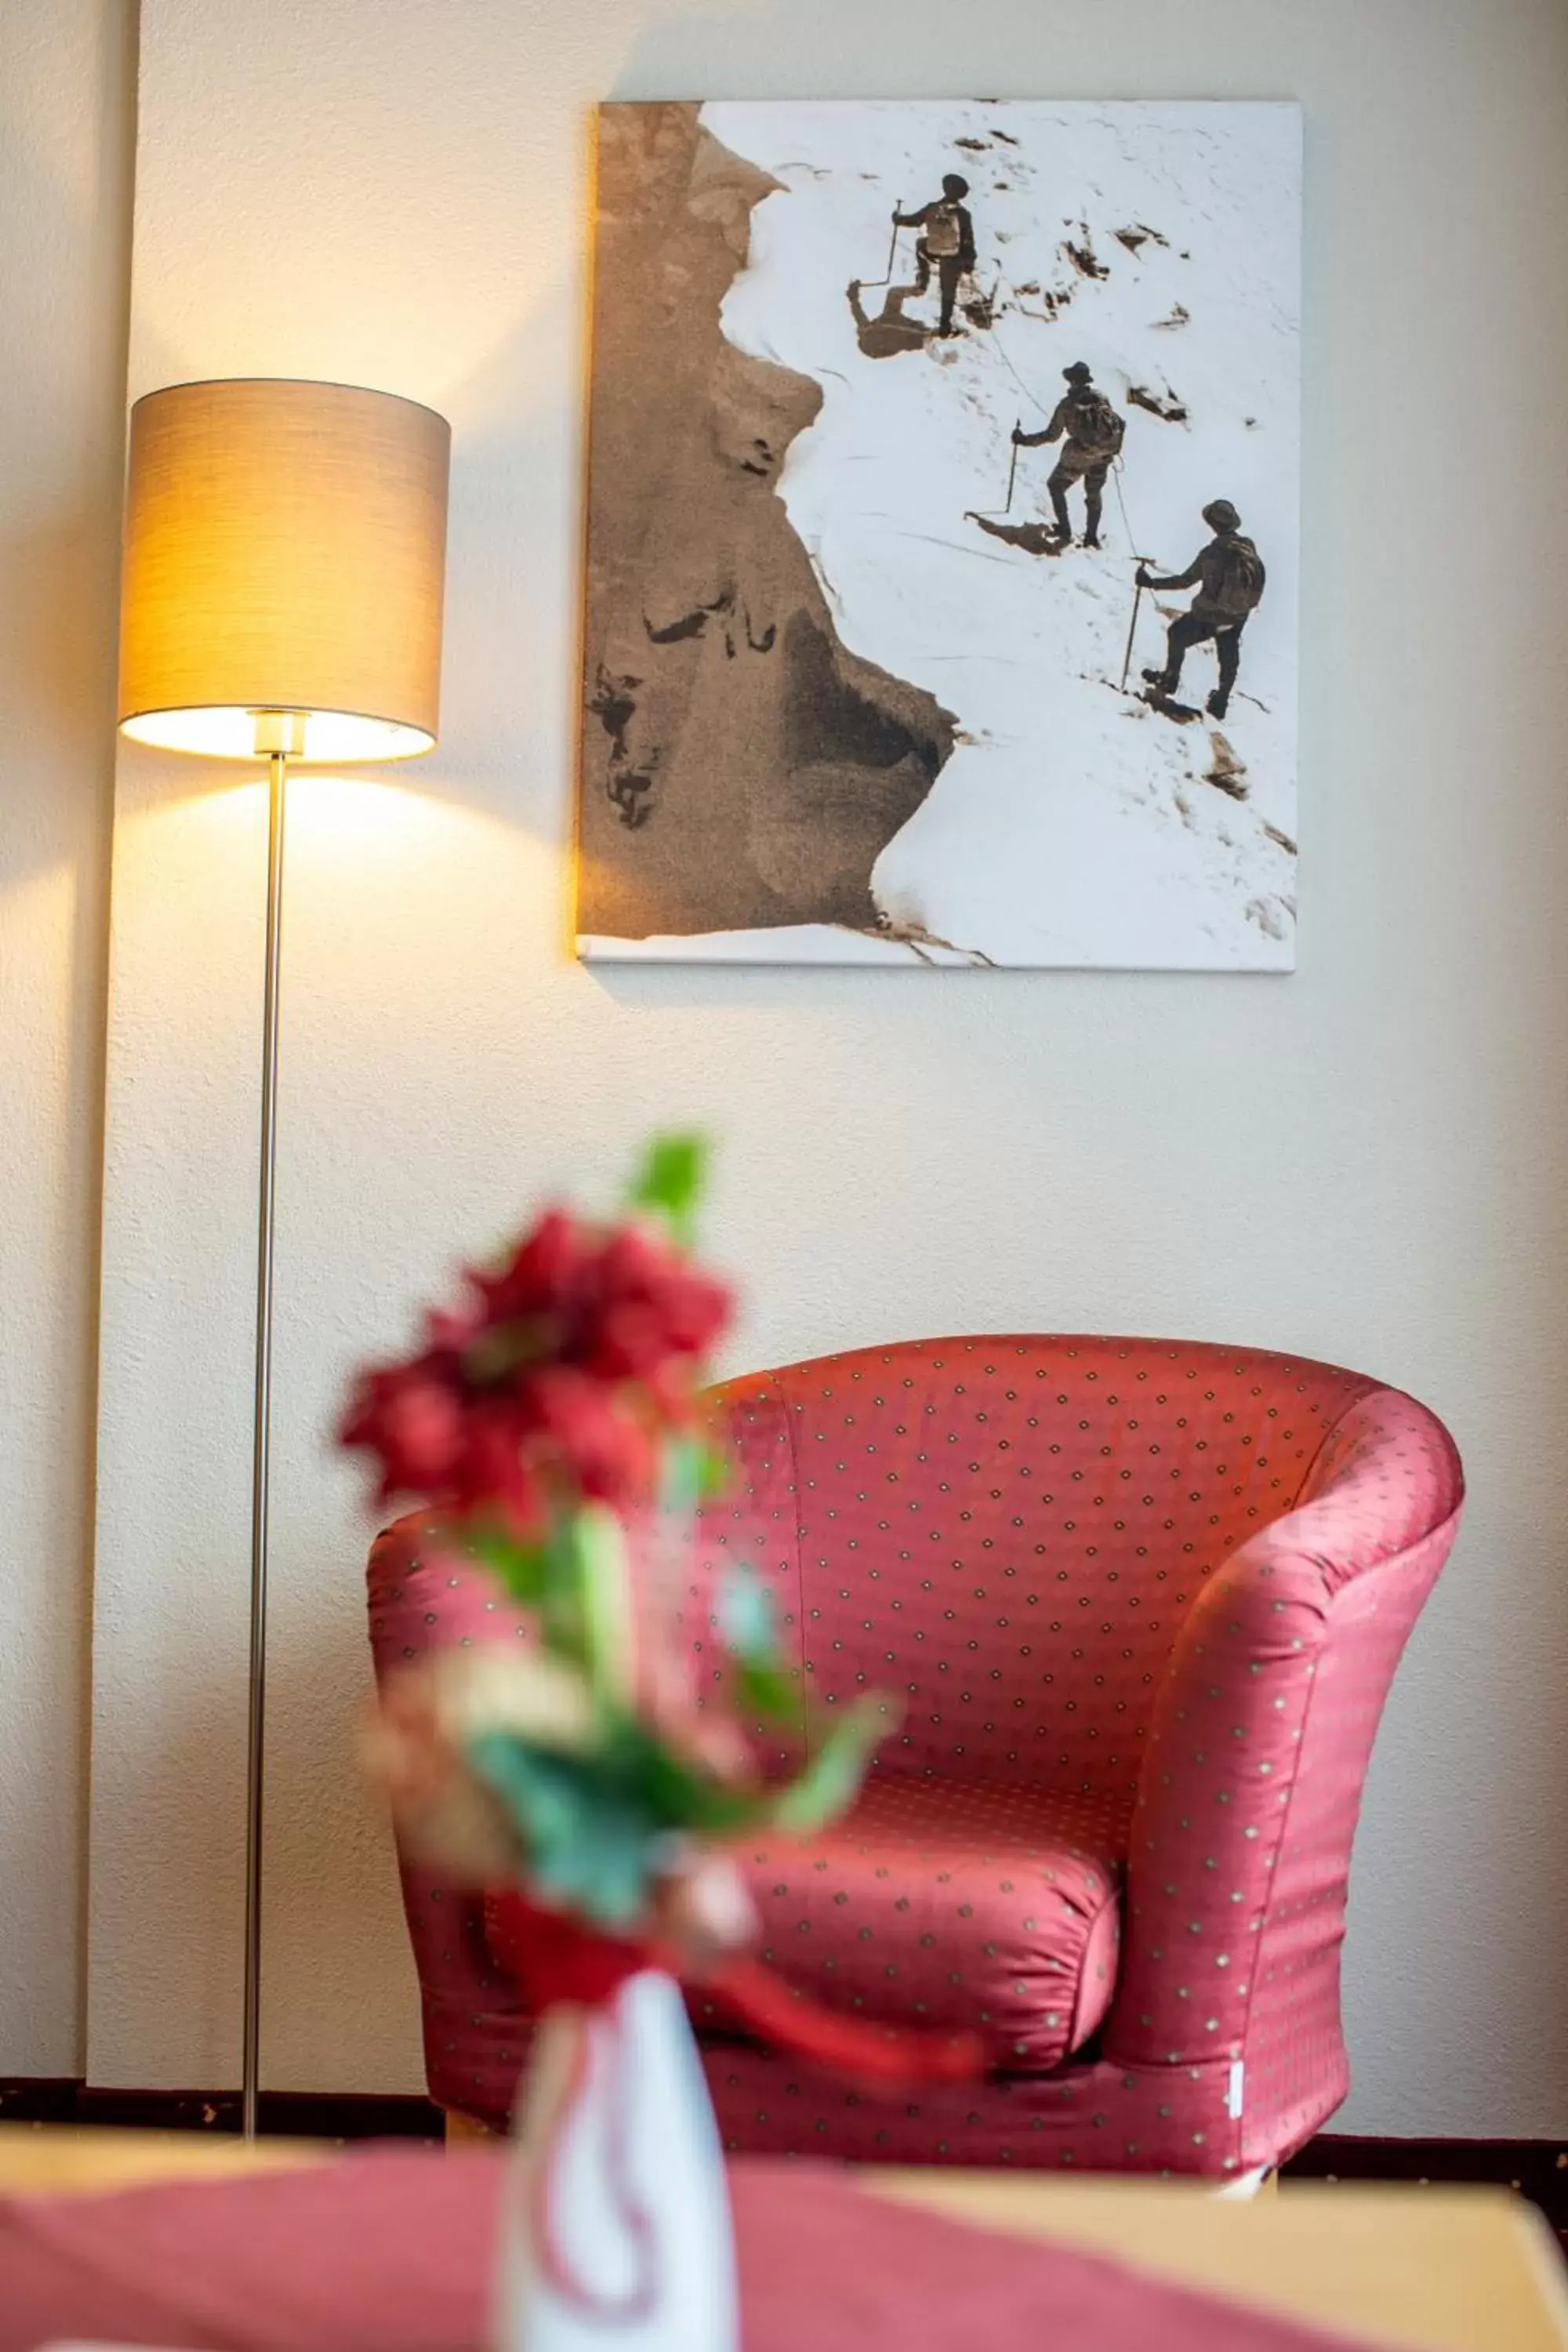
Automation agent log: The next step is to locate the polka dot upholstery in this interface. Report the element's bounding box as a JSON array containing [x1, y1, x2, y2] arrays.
[[365, 1335, 1462, 2176], [693, 1338, 1388, 1791], [691, 1776, 1131, 2072]]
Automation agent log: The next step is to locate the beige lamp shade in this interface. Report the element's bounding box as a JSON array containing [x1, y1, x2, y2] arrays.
[[118, 378, 450, 763]]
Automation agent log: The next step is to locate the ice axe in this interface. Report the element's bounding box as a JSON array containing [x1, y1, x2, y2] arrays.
[[864, 198, 904, 290], [1120, 559, 1157, 693], [1004, 418, 1021, 515], [967, 419, 1023, 522]]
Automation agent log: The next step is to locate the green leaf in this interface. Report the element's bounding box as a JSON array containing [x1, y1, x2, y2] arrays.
[[466, 1731, 659, 1929], [734, 1655, 801, 1728], [626, 1133, 708, 1245], [467, 1528, 550, 1606], [768, 1697, 891, 1836], [462, 1670, 891, 1936], [594, 1709, 764, 1838], [695, 1443, 730, 1498], [569, 1506, 635, 1707], [662, 1436, 729, 1515], [717, 1566, 804, 1730], [529, 1513, 593, 1670], [660, 1437, 702, 1519]]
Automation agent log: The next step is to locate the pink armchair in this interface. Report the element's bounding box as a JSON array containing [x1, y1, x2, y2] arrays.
[[366, 1335, 1461, 2179]]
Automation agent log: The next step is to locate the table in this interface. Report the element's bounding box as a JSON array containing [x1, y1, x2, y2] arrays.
[[1, 2128, 1564, 2352], [873, 2169, 1568, 2352]]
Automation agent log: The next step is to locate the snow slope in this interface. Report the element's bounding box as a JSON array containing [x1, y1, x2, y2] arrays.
[[694, 99, 1301, 971]]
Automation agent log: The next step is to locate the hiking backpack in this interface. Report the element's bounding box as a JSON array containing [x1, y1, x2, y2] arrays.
[[924, 201, 964, 259], [1210, 535, 1266, 617], [1068, 388, 1125, 457]]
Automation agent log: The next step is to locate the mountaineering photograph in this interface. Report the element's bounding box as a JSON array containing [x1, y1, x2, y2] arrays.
[[576, 99, 1301, 969]]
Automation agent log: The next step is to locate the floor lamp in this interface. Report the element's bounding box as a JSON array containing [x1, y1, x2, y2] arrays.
[[115, 379, 452, 2137]]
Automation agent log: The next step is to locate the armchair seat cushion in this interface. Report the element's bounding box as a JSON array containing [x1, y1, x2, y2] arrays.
[[695, 1775, 1131, 2074]]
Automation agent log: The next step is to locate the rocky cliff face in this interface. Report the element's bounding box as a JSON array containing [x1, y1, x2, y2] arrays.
[[578, 104, 955, 942]]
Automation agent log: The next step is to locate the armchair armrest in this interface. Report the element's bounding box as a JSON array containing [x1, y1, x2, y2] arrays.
[[1105, 1388, 1462, 2135], [366, 1515, 535, 2128]]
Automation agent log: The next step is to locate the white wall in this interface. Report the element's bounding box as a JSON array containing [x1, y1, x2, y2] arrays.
[[0, 0, 131, 2079], [90, 0, 1568, 2129]]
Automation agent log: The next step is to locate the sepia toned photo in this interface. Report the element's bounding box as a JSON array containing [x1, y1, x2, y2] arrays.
[[577, 100, 1301, 968]]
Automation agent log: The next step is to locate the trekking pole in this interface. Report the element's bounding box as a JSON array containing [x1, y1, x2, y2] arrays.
[[1004, 419, 1021, 516], [1119, 572, 1144, 692], [1111, 456, 1138, 556], [866, 199, 902, 289], [1112, 455, 1148, 689]]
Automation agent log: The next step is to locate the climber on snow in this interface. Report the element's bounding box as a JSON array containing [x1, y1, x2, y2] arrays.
[[894, 175, 976, 336], [1137, 499, 1266, 720], [1011, 363, 1126, 550]]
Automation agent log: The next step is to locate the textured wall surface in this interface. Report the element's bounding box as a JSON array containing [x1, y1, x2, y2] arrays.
[[90, 0, 1568, 2129], [0, 0, 131, 2077]]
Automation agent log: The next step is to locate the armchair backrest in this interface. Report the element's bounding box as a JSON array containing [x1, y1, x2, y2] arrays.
[[696, 1336, 1379, 1796]]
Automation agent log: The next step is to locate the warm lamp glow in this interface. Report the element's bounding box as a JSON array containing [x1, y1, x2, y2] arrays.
[[118, 706, 431, 762], [117, 378, 451, 764]]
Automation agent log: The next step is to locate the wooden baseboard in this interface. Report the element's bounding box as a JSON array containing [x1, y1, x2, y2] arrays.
[[0, 2078, 442, 2140], [0, 2078, 1561, 2226], [1283, 2136, 1567, 2230], [0, 2078, 78, 2125]]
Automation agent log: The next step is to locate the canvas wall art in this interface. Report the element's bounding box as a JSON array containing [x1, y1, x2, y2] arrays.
[[576, 100, 1301, 969]]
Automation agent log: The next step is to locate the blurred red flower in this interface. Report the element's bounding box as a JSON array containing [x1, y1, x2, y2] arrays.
[[338, 1206, 731, 1530]]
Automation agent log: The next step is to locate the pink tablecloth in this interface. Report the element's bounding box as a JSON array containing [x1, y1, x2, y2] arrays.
[[0, 2147, 1362, 2352]]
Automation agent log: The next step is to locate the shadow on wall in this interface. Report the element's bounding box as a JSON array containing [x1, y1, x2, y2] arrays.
[[0, 0, 136, 2078], [253, 1541, 426, 2093], [89, 1572, 420, 2092]]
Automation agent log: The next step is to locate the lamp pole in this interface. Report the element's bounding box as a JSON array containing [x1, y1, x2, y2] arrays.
[[115, 381, 451, 2140], [242, 718, 299, 2140]]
